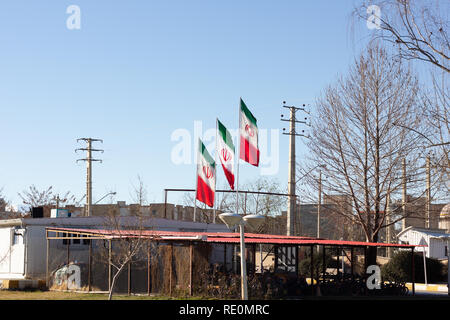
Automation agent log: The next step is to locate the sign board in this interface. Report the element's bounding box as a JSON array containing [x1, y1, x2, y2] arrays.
[[50, 209, 71, 218]]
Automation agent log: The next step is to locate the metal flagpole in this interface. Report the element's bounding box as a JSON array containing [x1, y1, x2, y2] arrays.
[[193, 138, 200, 222], [236, 100, 241, 216], [213, 119, 219, 224], [237, 98, 248, 300]]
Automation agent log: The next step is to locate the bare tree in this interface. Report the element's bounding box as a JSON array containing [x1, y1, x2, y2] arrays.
[[305, 44, 426, 266], [421, 73, 449, 195], [354, 1, 449, 197], [98, 176, 152, 300], [18, 185, 55, 208], [130, 175, 148, 207], [17, 185, 82, 216], [237, 177, 285, 217], [102, 209, 149, 300], [182, 177, 285, 228], [355, 0, 449, 73]]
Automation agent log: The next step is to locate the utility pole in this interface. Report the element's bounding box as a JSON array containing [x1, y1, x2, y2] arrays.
[[281, 102, 309, 236], [386, 192, 393, 258], [402, 158, 407, 231], [426, 156, 431, 229], [316, 169, 322, 253], [76, 138, 104, 217]]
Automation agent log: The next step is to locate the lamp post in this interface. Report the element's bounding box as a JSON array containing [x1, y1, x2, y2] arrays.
[[94, 192, 117, 205], [218, 212, 265, 300]]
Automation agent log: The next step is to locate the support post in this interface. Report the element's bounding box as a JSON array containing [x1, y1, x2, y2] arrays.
[[239, 223, 248, 300], [147, 241, 151, 296], [411, 247, 415, 296], [164, 189, 168, 219], [350, 247, 354, 281], [108, 240, 112, 292], [447, 238, 450, 297], [224, 244, 227, 272], [169, 243, 173, 296], [336, 247, 340, 281], [88, 239, 92, 292], [274, 246, 278, 271], [46, 234, 49, 289], [260, 244, 264, 274], [189, 243, 194, 296], [310, 245, 314, 295], [402, 158, 407, 230], [128, 259, 131, 296], [322, 246, 326, 283], [317, 170, 321, 240], [426, 156, 431, 228], [252, 244, 256, 274], [67, 235, 70, 265], [287, 107, 296, 236]]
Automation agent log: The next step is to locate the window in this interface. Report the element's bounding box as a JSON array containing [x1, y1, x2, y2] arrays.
[[445, 246, 448, 257], [11, 228, 25, 245], [62, 233, 69, 245], [12, 233, 23, 245]]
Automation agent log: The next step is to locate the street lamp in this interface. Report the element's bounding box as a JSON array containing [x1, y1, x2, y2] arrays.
[[218, 212, 265, 300], [94, 192, 117, 205]]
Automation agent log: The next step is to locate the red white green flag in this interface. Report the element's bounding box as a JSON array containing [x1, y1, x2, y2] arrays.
[[217, 119, 235, 190], [239, 98, 259, 166], [195, 139, 216, 207]]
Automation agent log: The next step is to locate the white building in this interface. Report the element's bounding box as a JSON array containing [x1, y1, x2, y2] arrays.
[[397, 226, 450, 260], [0, 216, 229, 281]]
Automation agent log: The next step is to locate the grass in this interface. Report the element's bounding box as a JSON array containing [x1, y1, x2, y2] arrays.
[[0, 290, 212, 300]]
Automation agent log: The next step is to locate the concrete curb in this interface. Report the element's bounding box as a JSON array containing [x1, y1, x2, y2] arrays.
[[305, 278, 449, 294], [406, 283, 448, 293]]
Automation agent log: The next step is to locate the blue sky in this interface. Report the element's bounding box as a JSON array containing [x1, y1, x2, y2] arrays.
[[0, 1, 374, 208]]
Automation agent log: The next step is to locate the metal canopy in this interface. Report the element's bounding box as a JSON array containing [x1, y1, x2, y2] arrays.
[[45, 227, 419, 248]]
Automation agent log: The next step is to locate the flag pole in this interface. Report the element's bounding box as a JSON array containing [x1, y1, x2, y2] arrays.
[[236, 97, 248, 300], [193, 138, 200, 222], [236, 100, 241, 218], [213, 119, 219, 224]]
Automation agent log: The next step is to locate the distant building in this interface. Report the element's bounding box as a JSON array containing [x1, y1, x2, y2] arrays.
[[278, 194, 365, 241], [438, 204, 450, 233], [61, 201, 223, 224], [391, 196, 446, 230]]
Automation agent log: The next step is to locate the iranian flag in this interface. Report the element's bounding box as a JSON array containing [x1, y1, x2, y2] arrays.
[[217, 119, 235, 190], [195, 139, 216, 207], [239, 98, 259, 166]]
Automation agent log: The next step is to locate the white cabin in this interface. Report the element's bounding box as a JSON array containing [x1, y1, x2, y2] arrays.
[[397, 226, 450, 260], [0, 216, 229, 281]]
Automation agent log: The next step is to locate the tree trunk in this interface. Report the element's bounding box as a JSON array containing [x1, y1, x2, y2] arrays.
[[108, 265, 126, 300]]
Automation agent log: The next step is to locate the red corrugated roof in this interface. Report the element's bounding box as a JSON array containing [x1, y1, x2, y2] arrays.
[[45, 227, 418, 248], [205, 237, 417, 248]]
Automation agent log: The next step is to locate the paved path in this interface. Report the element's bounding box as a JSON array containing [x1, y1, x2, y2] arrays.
[[406, 283, 448, 294]]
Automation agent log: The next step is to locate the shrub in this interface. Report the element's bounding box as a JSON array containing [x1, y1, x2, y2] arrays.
[[381, 250, 444, 283], [298, 251, 336, 280]]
